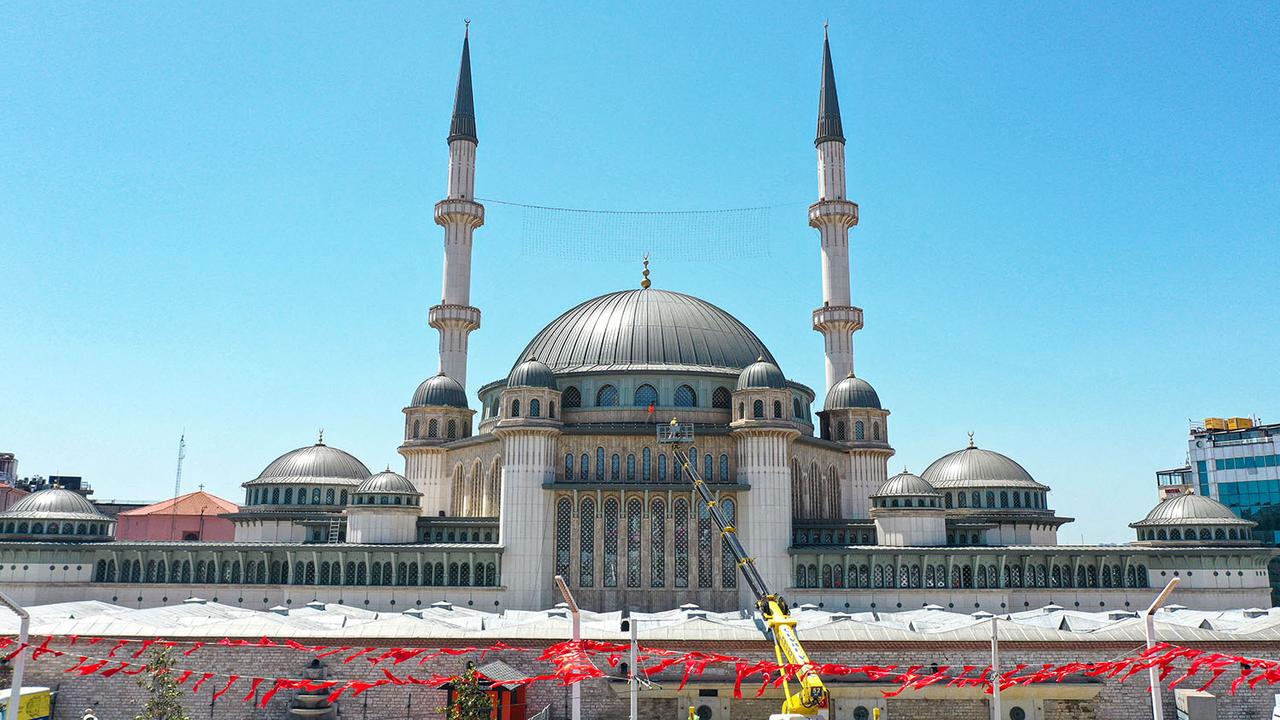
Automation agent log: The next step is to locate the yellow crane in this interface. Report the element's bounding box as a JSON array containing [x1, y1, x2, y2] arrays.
[[660, 419, 829, 720]]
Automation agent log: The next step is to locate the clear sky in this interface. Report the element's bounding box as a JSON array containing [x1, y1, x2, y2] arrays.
[[2, 2, 1277, 543]]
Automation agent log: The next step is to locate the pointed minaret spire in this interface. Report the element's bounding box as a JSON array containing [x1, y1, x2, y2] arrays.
[[448, 21, 478, 144], [815, 24, 844, 146]]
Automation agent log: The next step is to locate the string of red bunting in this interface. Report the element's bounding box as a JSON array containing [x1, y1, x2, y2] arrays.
[[2, 634, 1278, 707]]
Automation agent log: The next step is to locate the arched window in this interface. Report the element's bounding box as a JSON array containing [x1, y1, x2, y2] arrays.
[[1013, 492, 1021, 508], [793, 398, 804, 421], [752, 400, 764, 418], [626, 498, 643, 587], [658, 453, 668, 482], [738, 402, 745, 420], [428, 419, 439, 438], [283, 487, 293, 504], [510, 399, 521, 417], [1170, 528, 1182, 540], [835, 421, 846, 441], [271, 488, 280, 504], [596, 447, 606, 481], [555, 498, 572, 581], [720, 498, 737, 588], [565, 453, 574, 481], [562, 386, 581, 408], [872, 421, 881, 440], [1000, 491, 1009, 508], [580, 497, 595, 587], [447, 419, 457, 438], [712, 387, 731, 409], [773, 400, 782, 419], [650, 498, 666, 587], [412, 420, 420, 438], [704, 454, 714, 481], [642, 448, 652, 481], [674, 384, 697, 407], [634, 384, 658, 408], [673, 498, 689, 588], [611, 454, 621, 481], [581, 453, 590, 482], [549, 401, 556, 418], [626, 454, 637, 482], [603, 498, 619, 587], [945, 493, 953, 508], [697, 504, 713, 588], [986, 490, 996, 507], [596, 384, 619, 407], [958, 492, 967, 508], [529, 398, 540, 417], [854, 421, 865, 440], [719, 454, 730, 481]]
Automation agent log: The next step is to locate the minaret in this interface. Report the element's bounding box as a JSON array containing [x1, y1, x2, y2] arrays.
[[429, 24, 484, 389], [809, 27, 863, 390]]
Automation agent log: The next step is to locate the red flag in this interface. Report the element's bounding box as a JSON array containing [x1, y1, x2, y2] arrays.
[[648, 403, 655, 414]]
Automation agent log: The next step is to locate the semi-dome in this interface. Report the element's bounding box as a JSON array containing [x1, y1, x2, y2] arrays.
[[921, 443, 1048, 490], [824, 373, 881, 410], [411, 373, 469, 408], [1131, 493, 1255, 528], [736, 357, 787, 390], [0, 488, 110, 521], [873, 471, 940, 498], [512, 289, 777, 375], [246, 442, 372, 487], [355, 470, 420, 496], [508, 357, 557, 389]]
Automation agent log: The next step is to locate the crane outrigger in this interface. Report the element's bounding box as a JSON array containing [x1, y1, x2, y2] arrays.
[[659, 419, 829, 720]]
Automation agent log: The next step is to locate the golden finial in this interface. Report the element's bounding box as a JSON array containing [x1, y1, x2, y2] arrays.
[[641, 254, 651, 289], [967, 431, 975, 448]]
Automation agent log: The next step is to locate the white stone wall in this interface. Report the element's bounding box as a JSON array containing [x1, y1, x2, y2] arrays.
[[734, 428, 798, 600], [232, 519, 308, 543], [497, 428, 558, 609], [346, 509, 418, 544], [875, 511, 947, 547]]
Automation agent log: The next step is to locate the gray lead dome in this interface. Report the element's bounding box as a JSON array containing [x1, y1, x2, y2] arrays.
[[412, 373, 469, 408], [508, 357, 557, 389], [737, 358, 787, 390], [0, 488, 110, 521], [824, 374, 881, 410], [356, 471, 420, 496], [247, 443, 372, 486], [512, 289, 777, 375], [921, 445, 1048, 490], [1131, 493, 1255, 527]]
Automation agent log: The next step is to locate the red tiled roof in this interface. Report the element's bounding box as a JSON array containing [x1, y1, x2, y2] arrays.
[[117, 490, 238, 516]]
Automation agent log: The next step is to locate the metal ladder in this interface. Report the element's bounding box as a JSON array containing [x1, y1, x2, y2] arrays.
[[326, 517, 345, 543]]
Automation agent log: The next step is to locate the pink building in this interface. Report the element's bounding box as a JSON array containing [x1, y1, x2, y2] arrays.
[[0, 484, 29, 512], [115, 490, 237, 542]]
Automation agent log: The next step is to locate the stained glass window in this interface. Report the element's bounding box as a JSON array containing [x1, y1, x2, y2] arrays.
[[658, 453, 667, 482], [674, 498, 689, 588], [596, 384, 619, 407], [428, 419, 438, 437], [626, 498, 642, 587], [634, 384, 658, 407], [773, 400, 782, 419], [719, 454, 730, 482], [555, 497, 572, 581], [596, 448, 605, 481], [529, 399, 540, 417], [611, 454, 621, 482], [565, 454, 574, 481], [627, 454, 636, 482], [674, 384, 697, 407], [603, 497, 619, 587], [793, 398, 803, 420], [650, 499, 665, 587], [642, 448, 651, 481], [580, 498, 595, 587], [704, 454, 714, 482], [712, 386, 731, 409], [854, 421, 864, 440], [697, 503, 713, 588], [581, 453, 590, 482], [720, 498, 736, 588]]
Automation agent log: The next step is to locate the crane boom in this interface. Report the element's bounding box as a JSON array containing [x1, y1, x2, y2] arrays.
[[660, 420, 828, 719]]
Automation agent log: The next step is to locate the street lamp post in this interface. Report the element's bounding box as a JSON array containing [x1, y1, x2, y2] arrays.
[[1145, 577, 1181, 720], [554, 575, 581, 720], [0, 591, 29, 720]]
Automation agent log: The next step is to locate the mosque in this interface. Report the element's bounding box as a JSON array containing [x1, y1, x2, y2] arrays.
[[0, 30, 1271, 614]]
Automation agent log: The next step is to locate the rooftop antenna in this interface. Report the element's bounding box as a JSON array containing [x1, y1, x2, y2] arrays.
[[169, 432, 187, 542]]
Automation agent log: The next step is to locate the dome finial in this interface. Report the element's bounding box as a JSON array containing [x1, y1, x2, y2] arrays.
[[641, 254, 651, 289], [967, 431, 975, 448], [317, 428, 325, 446]]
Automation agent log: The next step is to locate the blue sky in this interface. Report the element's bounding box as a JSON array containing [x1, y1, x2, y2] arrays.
[[1, 2, 1276, 542]]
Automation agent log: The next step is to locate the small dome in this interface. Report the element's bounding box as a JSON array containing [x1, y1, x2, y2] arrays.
[[873, 471, 941, 498], [736, 358, 787, 390], [246, 442, 371, 487], [412, 373, 469, 408], [1131, 493, 1255, 528], [0, 488, 109, 521], [507, 357, 557, 389], [824, 374, 881, 410], [921, 444, 1047, 490], [355, 471, 420, 496]]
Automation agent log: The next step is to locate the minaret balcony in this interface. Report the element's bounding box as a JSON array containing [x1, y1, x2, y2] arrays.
[[808, 199, 858, 228], [434, 198, 485, 228], [429, 304, 482, 332], [812, 305, 863, 333]]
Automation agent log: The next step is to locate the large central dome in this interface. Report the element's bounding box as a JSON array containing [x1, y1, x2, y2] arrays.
[[513, 289, 777, 375]]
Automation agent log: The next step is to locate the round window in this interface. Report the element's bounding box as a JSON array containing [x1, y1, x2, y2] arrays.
[[1010, 707, 1026, 720], [854, 708, 871, 720], [695, 705, 714, 720]]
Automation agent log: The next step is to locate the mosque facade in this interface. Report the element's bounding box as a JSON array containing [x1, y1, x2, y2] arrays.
[[0, 31, 1271, 614]]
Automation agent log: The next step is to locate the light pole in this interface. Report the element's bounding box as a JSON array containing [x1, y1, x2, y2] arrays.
[[990, 615, 1001, 720], [1145, 577, 1181, 720], [0, 591, 29, 720], [554, 575, 581, 720]]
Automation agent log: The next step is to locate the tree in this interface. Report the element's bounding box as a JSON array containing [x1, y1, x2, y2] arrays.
[[439, 664, 492, 720], [134, 646, 191, 720]]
